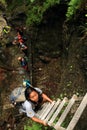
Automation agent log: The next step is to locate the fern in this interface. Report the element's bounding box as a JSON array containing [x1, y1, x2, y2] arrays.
[[79, 23, 87, 35], [66, 0, 82, 20]]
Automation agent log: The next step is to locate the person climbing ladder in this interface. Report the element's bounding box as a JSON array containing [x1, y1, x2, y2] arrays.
[[9, 80, 54, 126], [18, 56, 29, 72]]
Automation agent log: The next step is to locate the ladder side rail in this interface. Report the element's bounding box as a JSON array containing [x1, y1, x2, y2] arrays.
[[66, 93, 87, 130], [54, 95, 77, 129]]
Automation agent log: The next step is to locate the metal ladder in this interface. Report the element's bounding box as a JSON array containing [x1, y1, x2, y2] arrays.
[[36, 93, 87, 130]]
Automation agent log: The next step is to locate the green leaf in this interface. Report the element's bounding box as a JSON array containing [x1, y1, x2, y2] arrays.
[[30, 0, 35, 3]]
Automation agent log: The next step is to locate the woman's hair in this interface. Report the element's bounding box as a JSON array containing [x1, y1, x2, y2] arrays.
[[25, 87, 43, 106], [16, 27, 23, 36], [25, 87, 38, 101]]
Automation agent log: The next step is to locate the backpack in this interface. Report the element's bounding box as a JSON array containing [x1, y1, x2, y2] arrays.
[[9, 80, 32, 114], [9, 86, 26, 104], [9, 86, 27, 114], [9, 80, 31, 103]]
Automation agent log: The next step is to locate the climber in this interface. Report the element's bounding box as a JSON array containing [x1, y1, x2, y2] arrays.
[[15, 26, 26, 36], [13, 31, 24, 45], [15, 27, 27, 44], [9, 79, 54, 126], [17, 31, 24, 43], [21, 85, 53, 126], [12, 27, 28, 55], [19, 42, 28, 56], [18, 56, 29, 72]]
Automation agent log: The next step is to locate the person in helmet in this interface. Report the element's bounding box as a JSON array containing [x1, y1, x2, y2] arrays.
[[18, 56, 29, 72], [23, 80, 31, 88], [19, 42, 28, 56]]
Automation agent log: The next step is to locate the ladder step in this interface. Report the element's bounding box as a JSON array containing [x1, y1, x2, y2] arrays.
[[48, 97, 68, 126], [44, 99, 61, 122], [54, 95, 77, 130], [66, 93, 87, 130], [37, 102, 48, 115], [36, 103, 48, 117], [39, 102, 51, 119], [41, 101, 55, 120], [54, 126, 66, 130]]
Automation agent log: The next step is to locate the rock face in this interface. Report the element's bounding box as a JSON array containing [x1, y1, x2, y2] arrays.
[[0, 15, 7, 36]]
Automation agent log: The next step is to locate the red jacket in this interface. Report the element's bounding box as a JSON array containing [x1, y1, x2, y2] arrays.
[[17, 33, 24, 43]]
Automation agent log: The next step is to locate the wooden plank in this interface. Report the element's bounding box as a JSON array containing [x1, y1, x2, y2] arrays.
[[41, 101, 55, 120], [44, 99, 61, 122], [66, 93, 87, 130], [36, 102, 49, 117], [54, 95, 77, 129], [55, 126, 66, 130], [37, 102, 48, 115], [48, 97, 68, 126], [39, 103, 51, 119]]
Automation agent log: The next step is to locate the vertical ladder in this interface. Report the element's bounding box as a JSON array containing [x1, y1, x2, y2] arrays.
[[36, 93, 87, 130]]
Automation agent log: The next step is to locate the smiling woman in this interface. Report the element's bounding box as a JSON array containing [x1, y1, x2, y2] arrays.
[[22, 86, 53, 126]]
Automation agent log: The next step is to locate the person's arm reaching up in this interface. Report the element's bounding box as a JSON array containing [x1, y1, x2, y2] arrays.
[[31, 116, 47, 126], [42, 93, 53, 103]]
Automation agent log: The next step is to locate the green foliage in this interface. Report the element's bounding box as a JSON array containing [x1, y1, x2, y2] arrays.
[[24, 120, 48, 130], [0, 0, 7, 7], [24, 123, 42, 130], [30, 0, 35, 2], [26, 5, 43, 25], [6, 0, 24, 11], [79, 22, 87, 35], [78, 13, 87, 36], [23, 119, 56, 130], [0, 0, 6, 4], [26, 0, 60, 26], [66, 0, 82, 20]]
